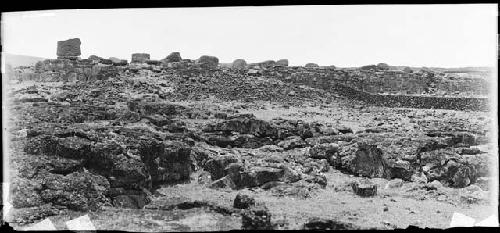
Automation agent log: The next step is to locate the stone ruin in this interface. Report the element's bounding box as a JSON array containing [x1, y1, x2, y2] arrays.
[[131, 53, 151, 63], [232, 59, 247, 70], [276, 59, 289, 67], [57, 38, 81, 59]]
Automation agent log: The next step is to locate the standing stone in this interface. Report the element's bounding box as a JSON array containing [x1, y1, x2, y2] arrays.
[[232, 59, 247, 70], [347, 143, 390, 178], [197, 55, 219, 68], [276, 59, 289, 67], [57, 38, 81, 59], [165, 52, 182, 63], [131, 53, 151, 63]]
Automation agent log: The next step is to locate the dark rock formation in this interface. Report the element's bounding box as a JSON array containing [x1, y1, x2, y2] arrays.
[[351, 180, 377, 197], [131, 53, 151, 63], [165, 52, 182, 63], [276, 59, 289, 67], [232, 59, 247, 70], [343, 143, 391, 178], [303, 217, 359, 230], [57, 38, 81, 59], [241, 204, 273, 230], [197, 55, 219, 68], [233, 193, 256, 209]]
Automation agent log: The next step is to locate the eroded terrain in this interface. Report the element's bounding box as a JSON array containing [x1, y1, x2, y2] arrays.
[[4, 63, 497, 230]]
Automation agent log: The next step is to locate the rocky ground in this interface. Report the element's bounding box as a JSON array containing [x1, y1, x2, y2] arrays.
[[4, 68, 497, 230]]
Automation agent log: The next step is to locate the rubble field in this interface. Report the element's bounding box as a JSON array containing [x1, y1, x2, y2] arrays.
[[4, 53, 497, 230]]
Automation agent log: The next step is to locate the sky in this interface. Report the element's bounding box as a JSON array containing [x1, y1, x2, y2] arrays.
[[1, 5, 498, 67]]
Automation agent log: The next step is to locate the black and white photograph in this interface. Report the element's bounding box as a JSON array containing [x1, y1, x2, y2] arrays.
[[1, 4, 498, 230]]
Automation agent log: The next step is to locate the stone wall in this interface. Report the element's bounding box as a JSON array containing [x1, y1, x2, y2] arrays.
[[272, 70, 490, 111]]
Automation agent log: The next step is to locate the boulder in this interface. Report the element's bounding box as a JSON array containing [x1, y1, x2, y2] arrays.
[[38, 171, 111, 211], [303, 218, 359, 230], [197, 55, 219, 68], [165, 52, 182, 63], [233, 194, 256, 209], [351, 180, 377, 197], [57, 38, 81, 58], [138, 139, 193, 186], [343, 143, 391, 178], [203, 155, 240, 180], [309, 143, 339, 160], [131, 53, 151, 63], [277, 136, 306, 150], [241, 204, 273, 230], [232, 59, 247, 70], [276, 59, 289, 67]]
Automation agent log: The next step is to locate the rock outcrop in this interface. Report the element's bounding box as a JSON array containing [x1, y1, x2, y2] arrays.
[[131, 53, 151, 63], [232, 59, 247, 70], [57, 38, 81, 59], [197, 55, 219, 68]]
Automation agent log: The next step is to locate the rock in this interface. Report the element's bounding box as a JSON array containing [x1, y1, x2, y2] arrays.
[[88, 55, 102, 63], [197, 55, 219, 68], [165, 52, 182, 63], [460, 147, 482, 155], [389, 160, 412, 180], [351, 180, 377, 197], [337, 126, 353, 134], [232, 59, 247, 70], [131, 53, 151, 63], [303, 217, 359, 230], [377, 63, 390, 70], [225, 162, 244, 187], [38, 171, 111, 211], [309, 143, 339, 160], [259, 60, 276, 68], [385, 178, 404, 189], [277, 136, 306, 150], [241, 204, 272, 230], [10, 177, 44, 208], [276, 59, 289, 67], [112, 194, 150, 209], [57, 38, 81, 58], [304, 173, 328, 188], [203, 155, 239, 180], [343, 143, 391, 178], [233, 194, 255, 209], [209, 176, 236, 189], [305, 63, 319, 68], [425, 180, 442, 190], [411, 173, 428, 184]]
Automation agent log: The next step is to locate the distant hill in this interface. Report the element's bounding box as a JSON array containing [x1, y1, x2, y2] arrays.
[[2, 53, 47, 68]]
